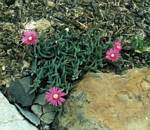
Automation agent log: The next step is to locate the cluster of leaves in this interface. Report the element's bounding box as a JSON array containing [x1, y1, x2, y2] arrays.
[[31, 28, 111, 93], [131, 35, 150, 53]]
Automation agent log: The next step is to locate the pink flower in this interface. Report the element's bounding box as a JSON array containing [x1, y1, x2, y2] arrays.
[[105, 48, 121, 62], [21, 31, 38, 45], [45, 87, 66, 106], [113, 39, 122, 52]]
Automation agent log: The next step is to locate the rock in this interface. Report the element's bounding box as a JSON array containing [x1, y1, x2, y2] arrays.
[[35, 19, 52, 32], [41, 112, 55, 124], [0, 92, 38, 130], [22, 60, 30, 70], [24, 19, 52, 32], [8, 77, 35, 106], [0, 120, 38, 130], [58, 68, 150, 130], [42, 104, 53, 113], [40, 104, 56, 124], [34, 93, 46, 105], [31, 105, 42, 117], [32, 95, 56, 124], [40, 125, 50, 130], [24, 20, 36, 30], [32, 94, 56, 124], [47, 0, 55, 8], [0, 92, 23, 124], [16, 104, 40, 126]]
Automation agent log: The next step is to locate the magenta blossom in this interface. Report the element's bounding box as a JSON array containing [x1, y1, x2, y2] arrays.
[[105, 48, 121, 62], [22, 31, 38, 45], [45, 87, 66, 106], [113, 39, 122, 52]]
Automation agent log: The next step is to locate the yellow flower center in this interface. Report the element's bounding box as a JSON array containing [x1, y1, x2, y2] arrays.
[[53, 94, 59, 99], [28, 36, 33, 41], [117, 45, 121, 49], [111, 53, 115, 57]]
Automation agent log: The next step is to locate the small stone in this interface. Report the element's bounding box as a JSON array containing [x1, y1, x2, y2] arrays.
[[31, 105, 42, 117], [42, 104, 53, 113], [22, 60, 30, 70], [2, 65, 6, 71], [40, 112, 55, 124], [1, 78, 12, 87], [41, 125, 50, 130], [24, 21, 36, 30], [47, 1, 55, 8], [34, 93, 46, 105], [35, 19, 51, 32], [24, 19, 52, 32], [65, 28, 69, 32]]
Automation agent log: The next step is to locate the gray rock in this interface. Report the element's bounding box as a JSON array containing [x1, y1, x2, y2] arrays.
[[0, 92, 23, 124], [0, 120, 38, 130], [42, 104, 53, 113], [31, 105, 43, 117], [8, 77, 35, 106], [34, 93, 46, 105], [0, 92, 38, 130], [16, 104, 40, 126], [40, 112, 55, 124]]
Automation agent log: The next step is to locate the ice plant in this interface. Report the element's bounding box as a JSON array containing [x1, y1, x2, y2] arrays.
[[22, 31, 38, 45], [45, 87, 66, 106], [113, 39, 122, 52], [105, 48, 121, 62]]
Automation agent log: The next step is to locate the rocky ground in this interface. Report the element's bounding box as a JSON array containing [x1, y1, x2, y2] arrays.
[[0, 0, 150, 130], [0, 0, 150, 86]]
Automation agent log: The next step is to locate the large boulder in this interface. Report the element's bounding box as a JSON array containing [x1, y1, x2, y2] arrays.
[[0, 92, 38, 130], [58, 68, 150, 130]]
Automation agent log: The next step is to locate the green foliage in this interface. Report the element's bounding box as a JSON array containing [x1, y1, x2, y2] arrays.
[[31, 28, 111, 93], [131, 35, 150, 53]]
